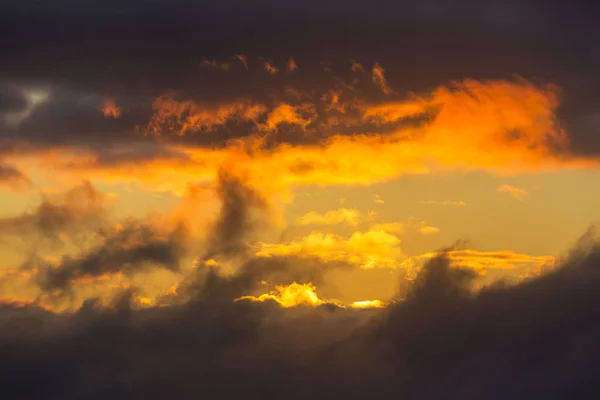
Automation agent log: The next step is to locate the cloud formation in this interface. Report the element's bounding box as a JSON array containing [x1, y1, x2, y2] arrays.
[[497, 184, 529, 200], [0, 227, 600, 399], [296, 208, 360, 226]]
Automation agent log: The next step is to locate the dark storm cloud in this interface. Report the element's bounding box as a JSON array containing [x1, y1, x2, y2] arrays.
[[0, 1, 599, 156], [37, 221, 188, 294], [2, 227, 600, 399], [203, 169, 268, 259]]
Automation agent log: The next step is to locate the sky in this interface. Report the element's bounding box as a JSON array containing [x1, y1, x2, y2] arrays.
[[2, 1, 600, 398]]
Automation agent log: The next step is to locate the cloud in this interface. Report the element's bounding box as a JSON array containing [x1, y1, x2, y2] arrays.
[[371, 222, 406, 233], [350, 60, 365, 73], [2, 77, 594, 197], [418, 225, 440, 235], [418, 200, 468, 206], [372, 62, 394, 95], [264, 60, 279, 75], [296, 208, 360, 226], [287, 58, 298, 72], [200, 59, 231, 70], [203, 169, 270, 260], [0, 227, 600, 398], [234, 282, 333, 308], [257, 103, 316, 132], [36, 220, 188, 295], [254, 229, 403, 269], [101, 98, 121, 118], [234, 54, 249, 69], [497, 184, 529, 200], [0, 181, 105, 242], [375, 194, 384, 204], [0, 163, 31, 191], [405, 248, 556, 277]]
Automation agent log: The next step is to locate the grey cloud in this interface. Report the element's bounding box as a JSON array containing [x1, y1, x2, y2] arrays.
[[2, 227, 600, 398]]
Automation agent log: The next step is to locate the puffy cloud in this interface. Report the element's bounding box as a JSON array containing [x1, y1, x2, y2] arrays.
[[101, 98, 121, 118], [0, 227, 599, 398], [296, 208, 360, 226], [235, 282, 331, 308], [254, 229, 403, 269], [264, 60, 279, 75], [287, 58, 298, 72]]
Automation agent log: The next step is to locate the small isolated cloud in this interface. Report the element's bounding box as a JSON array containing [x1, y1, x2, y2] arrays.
[[264, 60, 279, 74], [350, 60, 365, 72], [296, 208, 360, 226], [375, 194, 384, 204], [497, 184, 528, 200], [101, 97, 121, 118], [419, 225, 441, 235], [419, 200, 468, 206], [234, 54, 248, 69], [287, 58, 298, 72], [372, 62, 394, 95], [255, 229, 403, 269]]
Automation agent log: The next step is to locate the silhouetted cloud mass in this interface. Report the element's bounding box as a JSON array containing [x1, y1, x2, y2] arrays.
[[0, 226, 600, 399]]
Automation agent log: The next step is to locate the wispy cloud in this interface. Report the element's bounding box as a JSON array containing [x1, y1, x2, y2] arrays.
[[296, 208, 360, 226], [419, 200, 468, 206], [497, 184, 529, 200]]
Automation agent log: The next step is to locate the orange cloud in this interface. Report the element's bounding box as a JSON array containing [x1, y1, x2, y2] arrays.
[[17, 78, 596, 197], [101, 98, 121, 118], [235, 282, 327, 308], [410, 249, 556, 276], [235, 54, 248, 69], [296, 208, 360, 226], [372, 62, 394, 95], [418, 225, 440, 235], [254, 229, 403, 269], [371, 222, 405, 234], [350, 60, 365, 73], [497, 184, 529, 200], [418, 200, 468, 206], [145, 95, 267, 136], [0, 296, 55, 312], [264, 60, 279, 75], [287, 58, 298, 72], [258, 103, 316, 132], [234, 282, 385, 309], [350, 300, 385, 309]]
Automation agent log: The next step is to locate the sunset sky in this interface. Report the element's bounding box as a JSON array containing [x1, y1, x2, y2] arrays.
[[2, 1, 600, 399]]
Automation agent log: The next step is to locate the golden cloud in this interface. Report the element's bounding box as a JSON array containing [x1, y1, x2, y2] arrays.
[[296, 208, 360, 226], [234, 282, 385, 309], [372, 62, 394, 95], [101, 98, 121, 118], [412, 249, 556, 275], [497, 184, 529, 200], [254, 229, 403, 269], [11, 77, 597, 198]]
